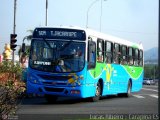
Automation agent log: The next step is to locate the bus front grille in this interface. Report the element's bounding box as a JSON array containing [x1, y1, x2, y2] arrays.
[[42, 82, 67, 86], [38, 74, 72, 81]]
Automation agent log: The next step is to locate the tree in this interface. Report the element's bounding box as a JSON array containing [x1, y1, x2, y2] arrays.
[[25, 30, 33, 42], [18, 30, 33, 57], [144, 64, 158, 79]]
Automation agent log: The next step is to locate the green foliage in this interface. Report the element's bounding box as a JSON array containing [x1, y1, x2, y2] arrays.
[[144, 64, 158, 79], [25, 46, 30, 56], [0, 61, 23, 80], [26, 29, 33, 41], [18, 29, 33, 57], [0, 61, 25, 117], [18, 45, 30, 57]]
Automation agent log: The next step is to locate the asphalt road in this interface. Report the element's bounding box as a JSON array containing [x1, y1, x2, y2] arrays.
[[15, 85, 158, 120]]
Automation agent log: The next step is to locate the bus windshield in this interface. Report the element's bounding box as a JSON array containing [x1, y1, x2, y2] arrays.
[[29, 39, 85, 73]]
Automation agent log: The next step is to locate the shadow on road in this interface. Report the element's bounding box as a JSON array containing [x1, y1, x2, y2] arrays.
[[19, 94, 132, 105], [20, 96, 88, 105]]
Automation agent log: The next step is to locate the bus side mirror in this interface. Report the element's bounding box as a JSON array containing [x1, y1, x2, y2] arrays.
[[22, 43, 26, 53]]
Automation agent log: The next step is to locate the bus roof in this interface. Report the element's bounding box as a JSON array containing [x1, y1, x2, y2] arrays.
[[86, 28, 143, 50], [34, 26, 143, 50]]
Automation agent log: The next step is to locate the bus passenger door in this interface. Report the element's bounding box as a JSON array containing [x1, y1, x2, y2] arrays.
[[85, 39, 97, 96], [87, 40, 96, 83], [87, 40, 96, 70]]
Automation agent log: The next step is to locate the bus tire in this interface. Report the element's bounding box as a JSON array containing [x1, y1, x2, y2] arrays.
[[90, 82, 101, 102], [45, 95, 58, 103], [125, 81, 132, 97]]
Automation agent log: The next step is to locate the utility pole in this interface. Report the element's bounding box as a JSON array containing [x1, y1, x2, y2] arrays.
[[12, 0, 17, 62], [13, 0, 16, 34], [100, 0, 102, 32], [158, 1, 160, 88], [45, 0, 48, 26]]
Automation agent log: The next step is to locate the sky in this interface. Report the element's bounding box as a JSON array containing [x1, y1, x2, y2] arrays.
[[0, 0, 158, 54]]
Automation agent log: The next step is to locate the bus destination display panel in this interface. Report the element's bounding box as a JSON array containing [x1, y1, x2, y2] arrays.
[[33, 28, 86, 40]]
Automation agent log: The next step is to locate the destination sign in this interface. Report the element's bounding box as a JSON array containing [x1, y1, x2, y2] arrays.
[[33, 28, 86, 40]]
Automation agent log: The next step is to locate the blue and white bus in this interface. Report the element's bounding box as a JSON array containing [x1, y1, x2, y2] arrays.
[[26, 26, 144, 102]]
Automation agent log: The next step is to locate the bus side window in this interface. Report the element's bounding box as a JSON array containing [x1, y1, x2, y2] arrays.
[[128, 47, 133, 65], [88, 40, 96, 69], [97, 39, 104, 62], [121, 45, 127, 65], [134, 48, 139, 66], [139, 50, 143, 66], [105, 41, 113, 64], [113, 43, 121, 64]]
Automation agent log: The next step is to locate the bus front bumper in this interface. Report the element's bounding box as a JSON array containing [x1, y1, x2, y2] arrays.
[[27, 81, 95, 98]]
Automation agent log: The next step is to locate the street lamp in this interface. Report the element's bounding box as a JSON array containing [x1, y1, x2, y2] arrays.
[[86, 0, 107, 31], [86, 0, 100, 28], [100, 0, 107, 31]]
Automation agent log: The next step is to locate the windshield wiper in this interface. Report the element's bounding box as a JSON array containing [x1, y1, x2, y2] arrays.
[[42, 38, 52, 49]]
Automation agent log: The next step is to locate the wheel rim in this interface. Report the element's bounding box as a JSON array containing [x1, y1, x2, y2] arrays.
[[128, 83, 131, 95], [96, 84, 100, 96]]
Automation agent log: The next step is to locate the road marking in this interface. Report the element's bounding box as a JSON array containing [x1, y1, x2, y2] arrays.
[[133, 94, 158, 99], [132, 95, 145, 98], [149, 94, 158, 98], [142, 88, 158, 92], [143, 85, 158, 88]]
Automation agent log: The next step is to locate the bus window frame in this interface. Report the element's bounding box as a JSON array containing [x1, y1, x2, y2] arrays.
[[134, 48, 139, 66], [128, 47, 134, 65], [97, 39, 104, 63], [113, 43, 121, 64], [139, 50, 143, 66], [105, 40, 113, 64], [120, 45, 127, 65], [88, 40, 96, 69]]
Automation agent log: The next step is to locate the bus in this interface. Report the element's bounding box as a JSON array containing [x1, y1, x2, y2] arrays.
[[25, 26, 144, 102]]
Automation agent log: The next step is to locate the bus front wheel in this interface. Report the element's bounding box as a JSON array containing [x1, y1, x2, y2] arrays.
[[125, 81, 132, 97], [90, 83, 101, 102]]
